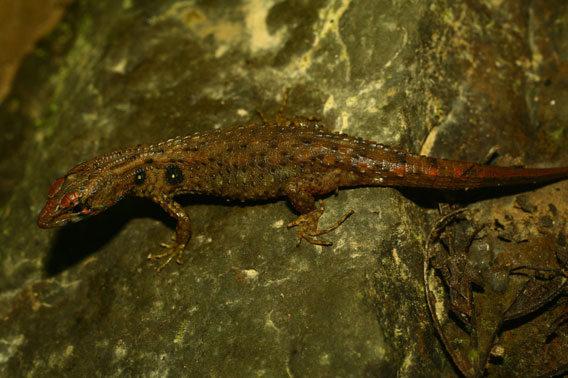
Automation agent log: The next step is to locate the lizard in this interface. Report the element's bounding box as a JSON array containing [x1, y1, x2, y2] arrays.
[[37, 108, 568, 271]]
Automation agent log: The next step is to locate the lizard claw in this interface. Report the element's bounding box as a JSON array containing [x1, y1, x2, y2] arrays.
[[287, 200, 354, 246], [147, 242, 185, 272]]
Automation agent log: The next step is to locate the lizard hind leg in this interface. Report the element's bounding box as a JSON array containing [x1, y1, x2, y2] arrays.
[[287, 199, 354, 246], [275, 88, 291, 125], [286, 182, 353, 246], [257, 89, 292, 126], [259, 89, 323, 128]]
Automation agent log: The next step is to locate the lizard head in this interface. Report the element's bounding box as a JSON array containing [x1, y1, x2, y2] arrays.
[[37, 170, 117, 228]]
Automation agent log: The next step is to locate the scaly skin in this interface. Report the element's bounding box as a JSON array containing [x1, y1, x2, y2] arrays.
[[37, 116, 568, 271]]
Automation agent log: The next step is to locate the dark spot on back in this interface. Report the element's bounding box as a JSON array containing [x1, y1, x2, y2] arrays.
[[396, 151, 407, 165], [145, 158, 154, 164], [427, 157, 438, 168], [165, 164, 184, 185], [134, 168, 146, 185]]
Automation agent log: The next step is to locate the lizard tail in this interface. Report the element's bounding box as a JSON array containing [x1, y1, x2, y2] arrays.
[[365, 150, 568, 190]]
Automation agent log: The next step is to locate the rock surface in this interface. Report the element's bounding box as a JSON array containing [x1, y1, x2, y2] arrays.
[[0, 1, 567, 376]]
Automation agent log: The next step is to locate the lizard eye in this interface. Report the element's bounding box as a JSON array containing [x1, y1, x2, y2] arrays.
[[72, 204, 84, 214]]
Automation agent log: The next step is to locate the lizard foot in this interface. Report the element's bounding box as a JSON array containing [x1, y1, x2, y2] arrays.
[[287, 200, 354, 246], [147, 241, 185, 272]]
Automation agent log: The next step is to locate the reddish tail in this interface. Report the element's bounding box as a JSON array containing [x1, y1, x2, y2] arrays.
[[402, 154, 568, 189], [364, 147, 568, 190]]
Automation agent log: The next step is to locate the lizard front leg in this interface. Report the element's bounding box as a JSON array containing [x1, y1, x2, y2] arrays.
[[147, 193, 192, 272], [285, 178, 353, 246]]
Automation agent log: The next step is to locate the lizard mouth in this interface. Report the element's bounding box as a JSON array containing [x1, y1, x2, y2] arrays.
[[37, 201, 86, 228]]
